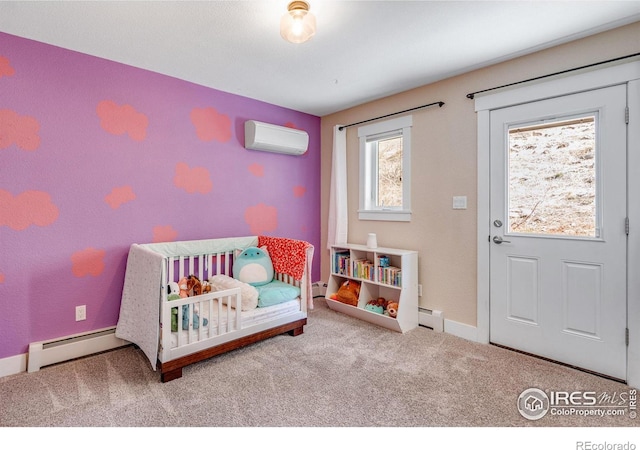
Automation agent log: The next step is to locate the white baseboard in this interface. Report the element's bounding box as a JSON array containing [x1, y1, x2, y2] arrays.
[[0, 353, 27, 379], [1, 327, 130, 379], [444, 318, 479, 342], [418, 308, 444, 332], [28, 327, 129, 373]]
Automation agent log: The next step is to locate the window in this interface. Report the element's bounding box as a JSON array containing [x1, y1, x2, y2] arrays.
[[358, 116, 412, 221], [507, 114, 599, 238]]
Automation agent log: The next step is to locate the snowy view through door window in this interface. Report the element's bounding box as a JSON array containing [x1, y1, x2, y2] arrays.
[[508, 115, 598, 237]]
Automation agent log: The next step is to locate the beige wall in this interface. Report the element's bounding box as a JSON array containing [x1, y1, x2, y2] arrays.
[[320, 21, 640, 327]]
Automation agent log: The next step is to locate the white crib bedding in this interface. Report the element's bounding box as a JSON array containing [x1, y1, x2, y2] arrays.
[[169, 298, 301, 348]]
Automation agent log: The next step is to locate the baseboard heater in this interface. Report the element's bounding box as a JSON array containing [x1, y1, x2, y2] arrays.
[[27, 327, 130, 373], [418, 307, 444, 332], [312, 281, 327, 298]]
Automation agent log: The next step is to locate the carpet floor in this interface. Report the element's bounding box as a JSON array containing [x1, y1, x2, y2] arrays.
[[0, 299, 635, 429]]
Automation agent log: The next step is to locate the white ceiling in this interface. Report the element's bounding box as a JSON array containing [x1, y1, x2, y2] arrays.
[[1, 1, 639, 116]]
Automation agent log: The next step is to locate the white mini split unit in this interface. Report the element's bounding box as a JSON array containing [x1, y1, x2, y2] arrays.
[[244, 120, 309, 155]]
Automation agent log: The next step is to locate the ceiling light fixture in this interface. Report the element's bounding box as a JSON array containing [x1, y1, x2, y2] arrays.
[[280, 1, 316, 44]]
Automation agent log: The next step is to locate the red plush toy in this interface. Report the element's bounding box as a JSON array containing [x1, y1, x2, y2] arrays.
[[331, 280, 361, 307]]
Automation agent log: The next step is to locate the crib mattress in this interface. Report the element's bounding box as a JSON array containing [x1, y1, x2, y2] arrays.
[[169, 299, 301, 348]]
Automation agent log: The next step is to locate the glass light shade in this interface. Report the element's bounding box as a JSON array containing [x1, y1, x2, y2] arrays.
[[280, 1, 316, 43]]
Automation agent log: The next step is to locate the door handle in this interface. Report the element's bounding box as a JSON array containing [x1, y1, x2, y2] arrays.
[[493, 236, 511, 244]]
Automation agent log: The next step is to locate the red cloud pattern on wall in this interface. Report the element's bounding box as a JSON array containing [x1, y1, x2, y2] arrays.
[[0, 190, 59, 230], [0, 56, 15, 78], [244, 203, 278, 235], [174, 162, 213, 194], [105, 185, 136, 209], [293, 186, 306, 198], [71, 248, 106, 277], [96, 100, 148, 141], [153, 225, 178, 243], [190, 107, 232, 143], [0, 33, 320, 364], [0, 109, 41, 151], [248, 163, 264, 177]]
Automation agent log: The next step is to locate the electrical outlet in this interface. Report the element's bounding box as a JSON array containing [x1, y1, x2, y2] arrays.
[[75, 305, 86, 321]]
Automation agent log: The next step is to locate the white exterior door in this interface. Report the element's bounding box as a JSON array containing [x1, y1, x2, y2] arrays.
[[489, 84, 628, 380]]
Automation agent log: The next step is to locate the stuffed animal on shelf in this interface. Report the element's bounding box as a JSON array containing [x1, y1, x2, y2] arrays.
[[364, 297, 388, 314], [386, 301, 399, 319], [364, 302, 383, 314], [331, 280, 361, 307]]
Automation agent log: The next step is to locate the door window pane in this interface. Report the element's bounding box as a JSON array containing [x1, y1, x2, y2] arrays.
[[508, 115, 597, 237]]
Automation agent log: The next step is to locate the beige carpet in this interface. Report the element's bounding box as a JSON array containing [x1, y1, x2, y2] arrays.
[[0, 299, 635, 428]]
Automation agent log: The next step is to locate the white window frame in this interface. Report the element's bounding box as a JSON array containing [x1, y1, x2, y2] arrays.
[[357, 115, 412, 222]]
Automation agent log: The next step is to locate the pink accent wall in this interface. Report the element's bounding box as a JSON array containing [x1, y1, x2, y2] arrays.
[[0, 32, 321, 359]]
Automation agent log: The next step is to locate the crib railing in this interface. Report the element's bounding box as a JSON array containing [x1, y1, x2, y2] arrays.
[[274, 271, 301, 288], [167, 288, 242, 344], [160, 288, 244, 360], [167, 251, 233, 286]]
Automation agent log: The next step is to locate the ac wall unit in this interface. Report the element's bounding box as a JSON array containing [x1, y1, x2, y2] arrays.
[[244, 120, 309, 155]]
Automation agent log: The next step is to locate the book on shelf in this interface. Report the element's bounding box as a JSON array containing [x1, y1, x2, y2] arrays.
[[333, 249, 402, 286], [352, 258, 375, 281], [379, 266, 402, 287], [334, 251, 351, 276]]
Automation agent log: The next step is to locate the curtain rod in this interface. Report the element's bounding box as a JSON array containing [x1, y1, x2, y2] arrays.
[[466, 51, 640, 100], [338, 101, 444, 131]]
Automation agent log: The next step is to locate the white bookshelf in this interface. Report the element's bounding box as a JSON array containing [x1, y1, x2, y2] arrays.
[[325, 243, 419, 333]]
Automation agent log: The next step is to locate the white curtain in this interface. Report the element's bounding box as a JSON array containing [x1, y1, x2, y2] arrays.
[[327, 124, 348, 248]]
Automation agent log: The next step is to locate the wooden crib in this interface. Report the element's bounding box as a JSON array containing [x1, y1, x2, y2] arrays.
[[116, 236, 313, 382]]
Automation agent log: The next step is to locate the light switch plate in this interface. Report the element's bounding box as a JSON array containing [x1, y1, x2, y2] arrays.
[[453, 196, 467, 210]]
